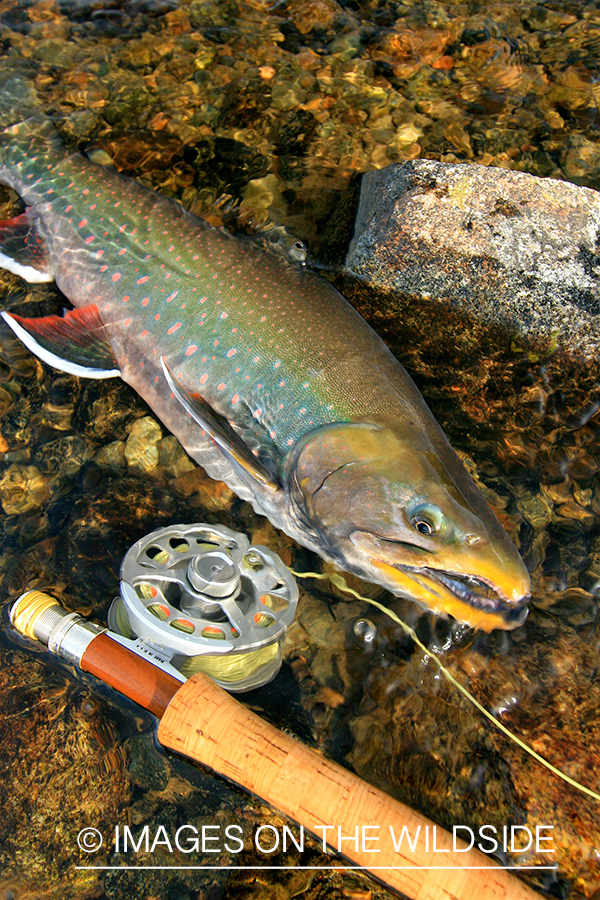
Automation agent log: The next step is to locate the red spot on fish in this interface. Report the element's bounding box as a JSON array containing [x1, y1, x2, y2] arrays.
[[253, 409, 262, 419], [155, 313, 161, 321], [186, 345, 197, 356], [167, 323, 182, 334], [142, 298, 149, 306], [141, 330, 148, 337], [100, 265, 108, 272], [217, 382, 226, 391], [112, 273, 121, 282], [118, 248, 127, 256], [232, 394, 240, 404], [270, 431, 276, 439], [214, 340, 219, 347], [79, 219, 87, 227], [200, 374, 208, 384], [166, 291, 178, 302], [227, 349, 236, 358], [85, 235, 94, 244], [124, 318, 132, 326], [137, 276, 149, 285], [65, 205, 72, 212]]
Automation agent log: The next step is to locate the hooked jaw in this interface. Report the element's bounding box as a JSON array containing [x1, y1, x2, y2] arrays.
[[350, 530, 530, 632]]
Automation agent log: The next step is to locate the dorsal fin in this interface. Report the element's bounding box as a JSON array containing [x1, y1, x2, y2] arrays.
[[1, 306, 120, 378], [161, 358, 280, 493]]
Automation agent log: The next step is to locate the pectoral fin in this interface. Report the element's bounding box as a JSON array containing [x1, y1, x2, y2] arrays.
[[161, 358, 280, 492], [1, 305, 121, 378]]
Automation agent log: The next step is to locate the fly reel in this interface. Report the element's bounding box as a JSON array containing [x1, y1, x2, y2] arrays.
[[108, 523, 298, 692]]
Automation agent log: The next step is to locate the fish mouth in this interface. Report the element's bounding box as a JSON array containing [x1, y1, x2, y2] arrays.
[[371, 558, 529, 632], [348, 531, 529, 631]]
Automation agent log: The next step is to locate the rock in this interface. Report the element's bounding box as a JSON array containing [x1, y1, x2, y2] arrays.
[[346, 160, 600, 361], [96, 439, 127, 474], [0, 464, 50, 515], [124, 416, 162, 475]]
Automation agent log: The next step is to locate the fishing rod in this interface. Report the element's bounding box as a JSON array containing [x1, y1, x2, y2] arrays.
[[10, 521, 541, 900]]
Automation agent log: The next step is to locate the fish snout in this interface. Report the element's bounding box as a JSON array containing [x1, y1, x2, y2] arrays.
[[349, 529, 530, 632], [463, 536, 531, 605]]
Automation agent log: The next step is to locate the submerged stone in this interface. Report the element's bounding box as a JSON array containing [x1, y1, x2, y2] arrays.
[[0, 464, 50, 515], [124, 416, 162, 475], [347, 160, 600, 361]]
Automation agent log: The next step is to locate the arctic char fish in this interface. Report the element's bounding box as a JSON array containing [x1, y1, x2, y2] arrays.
[[0, 68, 529, 631]]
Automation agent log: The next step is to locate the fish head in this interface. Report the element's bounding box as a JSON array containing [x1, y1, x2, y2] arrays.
[[286, 419, 530, 631]]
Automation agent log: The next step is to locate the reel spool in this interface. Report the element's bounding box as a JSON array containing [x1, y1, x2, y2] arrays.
[[108, 523, 298, 692]]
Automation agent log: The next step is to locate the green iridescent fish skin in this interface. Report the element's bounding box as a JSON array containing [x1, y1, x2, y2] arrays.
[[0, 67, 529, 631]]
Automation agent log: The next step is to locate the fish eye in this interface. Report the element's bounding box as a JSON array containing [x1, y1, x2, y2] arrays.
[[415, 520, 433, 534], [410, 504, 443, 536]]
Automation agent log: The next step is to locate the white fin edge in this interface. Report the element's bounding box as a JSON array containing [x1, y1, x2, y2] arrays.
[[1, 311, 121, 379], [0, 249, 54, 284]]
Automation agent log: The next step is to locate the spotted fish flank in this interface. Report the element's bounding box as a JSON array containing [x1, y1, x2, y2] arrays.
[[0, 67, 530, 631]]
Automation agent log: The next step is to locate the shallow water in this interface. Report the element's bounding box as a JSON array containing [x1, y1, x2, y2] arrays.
[[0, 0, 600, 898]]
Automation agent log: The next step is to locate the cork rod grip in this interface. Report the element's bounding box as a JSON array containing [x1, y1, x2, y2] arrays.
[[158, 672, 540, 900]]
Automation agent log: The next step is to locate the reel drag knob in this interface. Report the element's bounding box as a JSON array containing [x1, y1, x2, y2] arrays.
[[187, 552, 241, 600]]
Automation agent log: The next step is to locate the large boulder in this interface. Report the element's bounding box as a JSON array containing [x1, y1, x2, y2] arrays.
[[346, 161, 600, 362]]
